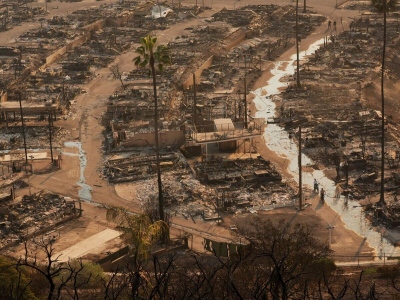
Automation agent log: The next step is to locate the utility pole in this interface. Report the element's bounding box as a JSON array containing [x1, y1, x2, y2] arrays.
[[244, 77, 248, 129], [192, 73, 197, 126], [234, 96, 237, 121], [18, 92, 28, 164], [18, 48, 22, 76], [298, 125, 302, 210], [48, 112, 53, 162]]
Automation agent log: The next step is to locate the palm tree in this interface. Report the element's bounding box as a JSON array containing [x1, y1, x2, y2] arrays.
[[134, 35, 171, 221], [371, 0, 397, 205], [107, 207, 168, 296], [106, 207, 168, 267]]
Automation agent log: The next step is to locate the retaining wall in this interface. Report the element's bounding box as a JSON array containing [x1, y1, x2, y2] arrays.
[[182, 55, 214, 90], [223, 28, 247, 51], [42, 31, 92, 69], [120, 130, 185, 148], [40, 17, 111, 71]]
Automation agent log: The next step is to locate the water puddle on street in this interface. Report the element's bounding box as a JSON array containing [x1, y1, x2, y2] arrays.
[[252, 39, 400, 258], [63, 141, 93, 201]]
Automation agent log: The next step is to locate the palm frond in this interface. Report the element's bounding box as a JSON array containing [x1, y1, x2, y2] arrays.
[[107, 207, 168, 251], [134, 35, 171, 73]]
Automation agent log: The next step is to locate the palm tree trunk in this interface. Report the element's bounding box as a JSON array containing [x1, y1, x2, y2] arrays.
[[150, 57, 165, 221], [296, 0, 301, 88], [379, 1, 387, 205]]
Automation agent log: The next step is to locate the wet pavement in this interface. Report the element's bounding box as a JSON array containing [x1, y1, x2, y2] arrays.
[[64, 141, 93, 201]]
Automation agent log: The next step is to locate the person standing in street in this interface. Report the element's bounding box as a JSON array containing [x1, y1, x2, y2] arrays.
[[313, 178, 319, 193]]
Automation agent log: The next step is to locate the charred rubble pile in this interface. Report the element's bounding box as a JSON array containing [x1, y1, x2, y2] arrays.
[[103, 149, 223, 220], [0, 122, 70, 150], [195, 156, 292, 212], [195, 156, 281, 184], [104, 151, 187, 184], [0, 191, 78, 250], [0, 0, 47, 32]]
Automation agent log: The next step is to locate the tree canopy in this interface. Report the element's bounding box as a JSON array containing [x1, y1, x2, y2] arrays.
[[0, 256, 37, 300], [371, 0, 398, 11]]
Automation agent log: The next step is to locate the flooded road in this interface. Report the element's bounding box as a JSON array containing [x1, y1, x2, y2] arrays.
[[252, 39, 400, 258]]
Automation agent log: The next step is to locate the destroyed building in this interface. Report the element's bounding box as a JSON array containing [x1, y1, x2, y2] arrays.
[[0, 191, 79, 250]]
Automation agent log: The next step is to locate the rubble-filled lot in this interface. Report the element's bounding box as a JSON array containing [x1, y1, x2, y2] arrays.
[[0, 191, 78, 250], [0, 125, 70, 150], [0, 1, 47, 32]]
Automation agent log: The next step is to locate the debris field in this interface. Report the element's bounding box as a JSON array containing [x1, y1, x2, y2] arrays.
[[1, 0, 400, 234]]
